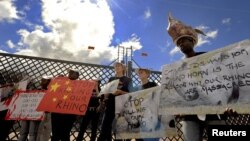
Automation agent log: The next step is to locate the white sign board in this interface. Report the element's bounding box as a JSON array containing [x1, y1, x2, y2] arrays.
[[6, 90, 45, 120], [115, 86, 176, 139], [99, 79, 119, 96], [160, 39, 250, 115]]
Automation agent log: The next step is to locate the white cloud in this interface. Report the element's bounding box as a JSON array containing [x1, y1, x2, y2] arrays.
[[119, 34, 143, 50], [0, 0, 19, 22], [14, 0, 118, 64], [159, 41, 171, 53], [0, 49, 8, 53], [196, 28, 218, 47], [144, 8, 151, 19], [6, 40, 15, 48], [117, 34, 143, 62], [222, 18, 231, 25]]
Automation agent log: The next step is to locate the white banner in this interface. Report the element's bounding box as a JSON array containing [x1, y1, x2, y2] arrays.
[[160, 39, 250, 115], [6, 91, 45, 120], [99, 79, 119, 96], [115, 86, 176, 139]]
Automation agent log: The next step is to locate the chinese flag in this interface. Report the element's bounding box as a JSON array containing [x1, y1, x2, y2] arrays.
[[37, 77, 96, 115]]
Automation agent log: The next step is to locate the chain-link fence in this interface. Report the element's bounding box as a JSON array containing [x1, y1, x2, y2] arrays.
[[0, 52, 249, 141]]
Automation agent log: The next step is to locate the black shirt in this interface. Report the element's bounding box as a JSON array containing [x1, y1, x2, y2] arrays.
[[105, 76, 132, 113], [142, 81, 157, 89]]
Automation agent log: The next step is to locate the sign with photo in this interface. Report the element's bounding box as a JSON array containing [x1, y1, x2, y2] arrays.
[[115, 86, 176, 139], [160, 39, 250, 115]]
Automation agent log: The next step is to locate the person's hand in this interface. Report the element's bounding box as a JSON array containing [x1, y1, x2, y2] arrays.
[[97, 99, 106, 113], [175, 114, 185, 119], [224, 108, 238, 116], [113, 89, 127, 96]]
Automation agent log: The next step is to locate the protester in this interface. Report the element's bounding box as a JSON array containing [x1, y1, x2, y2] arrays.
[[0, 83, 16, 141], [18, 75, 52, 141], [134, 68, 158, 141], [76, 78, 101, 141], [167, 13, 234, 141], [51, 68, 79, 141], [36, 75, 53, 141], [97, 62, 132, 141]]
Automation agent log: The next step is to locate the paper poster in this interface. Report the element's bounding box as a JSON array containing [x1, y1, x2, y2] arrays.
[[5, 90, 45, 120], [160, 39, 250, 115], [115, 86, 176, 139], [99, 79, 119, 96], [37, 77, 96, 115]]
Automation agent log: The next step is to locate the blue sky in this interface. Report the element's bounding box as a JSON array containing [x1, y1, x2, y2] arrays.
[[0, 0, 250, 71]]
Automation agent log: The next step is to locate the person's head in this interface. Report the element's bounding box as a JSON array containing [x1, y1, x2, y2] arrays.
[[68, 68, 80, 80], [136, 68, 151, 80], [167, 13, 205, 55], [113, 62, 126, 75], [176, 36, 196, 54], [41, 75, 52, 89]]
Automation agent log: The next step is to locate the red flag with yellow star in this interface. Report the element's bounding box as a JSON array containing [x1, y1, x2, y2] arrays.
[[37, 77, 96, 115]]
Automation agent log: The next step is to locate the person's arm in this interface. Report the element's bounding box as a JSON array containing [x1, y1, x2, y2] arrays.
[[113, 89, 127, 95]]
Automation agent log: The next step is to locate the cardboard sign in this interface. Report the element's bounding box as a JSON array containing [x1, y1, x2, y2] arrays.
[[115, 86, 176, 139], [160, 39, 250, 115], [5, 90, 45, 120], [37, 77, 96, 115]]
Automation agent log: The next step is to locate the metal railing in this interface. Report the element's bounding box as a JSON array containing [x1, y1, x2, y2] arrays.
[[1, 52, 249, 141]]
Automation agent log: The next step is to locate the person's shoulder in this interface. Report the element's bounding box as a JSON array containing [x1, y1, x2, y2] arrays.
[[151, 81, 158, 86], [148, 81, 157, 87], [195, 52, 207, 56], [142, 81, 157, 89], [108, 76, 117, 82]]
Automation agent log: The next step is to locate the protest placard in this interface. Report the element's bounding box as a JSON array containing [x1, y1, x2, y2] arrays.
[[99, 79, 119, 96], [160, 39, 250, 115], [5, 90, 45, 120], [37, 77, 96, 115], [115, 86, 176, 139]]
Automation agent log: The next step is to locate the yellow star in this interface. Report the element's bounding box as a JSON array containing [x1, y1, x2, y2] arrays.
[[50, 83, 60, 92], [63, 95, 68, 100], [52, 98, 57, 102], [65, 80, 70, 85], [66, 87, 72, 92]]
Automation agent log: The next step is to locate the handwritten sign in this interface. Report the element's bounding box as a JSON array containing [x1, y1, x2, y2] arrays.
[[5, 90, 45, 120], [99, 79, 119, 96], [37, 77, 96, 115], [160, 39, 250, 115], [115, 86, 176, 139]]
